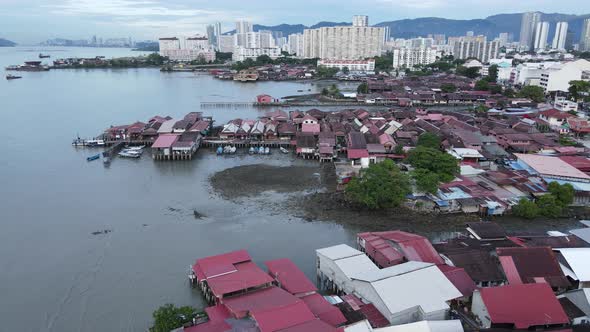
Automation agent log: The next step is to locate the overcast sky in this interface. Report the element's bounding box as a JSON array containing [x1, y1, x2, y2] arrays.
[[1, 0, 590, 44]]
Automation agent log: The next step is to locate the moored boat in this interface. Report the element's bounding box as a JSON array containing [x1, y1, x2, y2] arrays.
[[39, 53, 51, 59], [5, 74, 22, 80], [87, 154, 100, 161], [118, 150, 141, 158], [86, 139, 105, 147], [249, 147, 255, 154], [280, 147, 289, 154], [258, 146, 265, 154], [265, 147, 270, 154], [216, 146, 223, 155]]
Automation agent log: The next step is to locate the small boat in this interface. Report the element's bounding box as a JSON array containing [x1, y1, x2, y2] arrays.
[[86, 139, 105, 147], [258, 146, 265, 154], [39, 53, 51, 59], [230, 146, 237, 154], [216, 146, 223, 155], [118, 150, 141, 158], [103, 157, 111, 165], [249, 147, 255, 154], [280, 147, 289, 154], [265, 147, 270, 154], [6, 74, 22, 80], [87, 154, 100, 162], [126, 145, 145, 151]]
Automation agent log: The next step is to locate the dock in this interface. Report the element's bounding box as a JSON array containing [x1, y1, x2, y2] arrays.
[[202, 139, 292, 148]]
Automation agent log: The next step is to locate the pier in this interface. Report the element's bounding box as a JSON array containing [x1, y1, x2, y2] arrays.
[[202, 139, 292, 148]]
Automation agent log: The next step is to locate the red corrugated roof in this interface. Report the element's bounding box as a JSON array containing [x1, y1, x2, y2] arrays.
[[438, 265, 477, 297], [193, 249, 251, 280], [207, 261, 274, 298], [265, 258, 318, 296], [252, 301, 316, 332], [359, 231, 444, 265], [359, 304, 389, 328], [152, 134, 180, 148], [496, 247, 570, 288], [347, 149, 369, 159], [301, 294, 347, 327], [184, 305, 231, 332], [223, 286, 300, 319], [479, 283, 569, 329]]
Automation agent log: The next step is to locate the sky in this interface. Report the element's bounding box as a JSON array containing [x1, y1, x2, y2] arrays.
[[1, 0, 590, 44]]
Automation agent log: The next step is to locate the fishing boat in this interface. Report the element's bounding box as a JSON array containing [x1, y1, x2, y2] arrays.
[[87, 154, 100, 162], [126, 145, 145, 151], [103, 156, 111, 165], [118, 150, 141, 158], [249, 147, 255, 154], [265, 147, 270, 154], [216, 146, 223, 155], [39, 53, 51, 58], [280, 147, 289, 154], [230, 146, 237, 154], [258, 146, 265, 154], [86, 139, 105, 147], [6, 74, 22, 80]]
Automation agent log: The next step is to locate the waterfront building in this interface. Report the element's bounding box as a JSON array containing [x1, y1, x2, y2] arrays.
[[581, 18, 590, 51], [232, 46, 281, 62], [303, 16, 385, 59], [392, 47, 438, 69], [519, 12, 542, 51], [552, 22, 568, 51], [317, 59, 375, 73], [533, 21, 550, 51], [158, 36, 216, 62]]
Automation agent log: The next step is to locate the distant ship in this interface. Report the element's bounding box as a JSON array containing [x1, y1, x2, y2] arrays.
[[39, 53, 51, 59], [5, 74, 22, 80]]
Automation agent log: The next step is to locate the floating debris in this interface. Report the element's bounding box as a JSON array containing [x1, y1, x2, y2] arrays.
[[91, 229, 112, 235]]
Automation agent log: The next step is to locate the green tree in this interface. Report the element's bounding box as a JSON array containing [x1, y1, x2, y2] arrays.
[[407, 146, 459, 183], [357, 82, 369, 94], [569, 80, 590, 101], [537, 194, 562, 218], [412, 168, 441, 194], [342, 66, 350, 74], [512, 198, 539, 219], [417, 133, 441, 149], [488, 64, 499, 82], [151, 304, 197, 332], [146, 53, 167, 66], [316, 65, 339, 78], [456, 66, 480, 79], [256, 54, 273, 65], [517, 85, 545, 103], [345, 159, 411, 209], [489, 85, 503, 94], [475, 79, 490, 91], [548, 182, 575, 206], [374, 53, 394, 73], [440, 83, 457, 93], [394, 144, 404, 155], [504, 88, 516, 98]]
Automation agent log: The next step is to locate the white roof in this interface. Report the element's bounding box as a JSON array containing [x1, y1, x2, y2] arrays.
[[579, 220, 590, 228], [344, 320, 373, 332], [335, 254, 380, 278], [571, 227, 590, 244], [515, 154, 590, 180], [370, 265, 462, 314], [351, 261, 433, 282], [157, 119, 176, 133], [449, 148, 484, 160], [317, 244, 364, 260], [375, 320, 464, 332], [460, 165, 485, 176], [554, 248, 590, 282]]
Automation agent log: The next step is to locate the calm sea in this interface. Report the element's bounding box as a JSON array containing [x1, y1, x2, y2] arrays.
[[0, 47, 355, 332]]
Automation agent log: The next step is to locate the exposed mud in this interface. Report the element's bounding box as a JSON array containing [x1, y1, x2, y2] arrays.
[[210, 164, 324, 199]]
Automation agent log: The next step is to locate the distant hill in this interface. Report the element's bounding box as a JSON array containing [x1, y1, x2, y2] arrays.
[[224, 12, 590, 42], [0, 38, 16, 47]]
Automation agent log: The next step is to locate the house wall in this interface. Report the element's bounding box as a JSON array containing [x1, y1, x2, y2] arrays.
[[471, 290, 491, 328]]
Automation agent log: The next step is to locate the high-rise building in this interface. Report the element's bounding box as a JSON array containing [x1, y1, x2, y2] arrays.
[[519, 12, 542, 51], [352, 15, 369, 27], [552, 22, 568, 50], [498, 33, 509, 47], [218, 35, 235, 53], [533, 21, 549, 51], [158, 36, 216, 62], [206, 25, 216, 46], [449, 35, 500, 63], [214, 22, 222, 43], [303, 16, 385, 60], [565, 30, 575, 50], [236, 21, 253, 34], [288, 33, 305, 57], [392, 47, 438, 68], [581, 18, 590, 51]]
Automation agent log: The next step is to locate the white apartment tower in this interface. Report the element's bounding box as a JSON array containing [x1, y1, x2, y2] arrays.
[[288, 33, 305, 57], [353, 15, 369, 27], [533, 21, 550, 51], [581, 18, 590, 51], [449, 35, 500, 63], [392, 47, 438, 69], [236, 21, 253, 47], [519, 12, 542, 51], [552, 22, 568, 50], [303, 16, 385, 60]]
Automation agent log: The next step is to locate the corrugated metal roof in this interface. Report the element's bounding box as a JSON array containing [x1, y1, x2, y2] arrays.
[[350, 261, 432, 283], [265, 258, 318, 295], [554, 248, 590, 282], [251, 301, 316, 332], [301, 293, 347, 327], [317, 245, 364, 261], [479, 283, 569, 329], [515, 153, 590, 180], [223, 286, 299, 319], [377, 320, 464, 332], [571, 227, 590, 244]]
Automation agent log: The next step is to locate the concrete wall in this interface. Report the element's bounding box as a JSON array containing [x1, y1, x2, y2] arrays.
[[471, 290, 491, 328]]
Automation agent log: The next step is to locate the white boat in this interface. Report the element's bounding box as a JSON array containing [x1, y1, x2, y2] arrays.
[[280, 147, 289, 154], [118, 150, 141, 158], [126, 145, 145, 151], [258, 146, 265, 154], [230, 146, 237, 154], [249, 147, 256, 154], [86, 139, 105, 147], [265, 147, 270, 154]]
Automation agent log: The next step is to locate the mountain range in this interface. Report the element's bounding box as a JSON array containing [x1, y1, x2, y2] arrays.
[[0, 38, 17, 47], [231, 12, 590, 42]]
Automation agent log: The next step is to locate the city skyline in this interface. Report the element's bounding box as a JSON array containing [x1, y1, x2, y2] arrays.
[[2, 0, 590, 44]]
